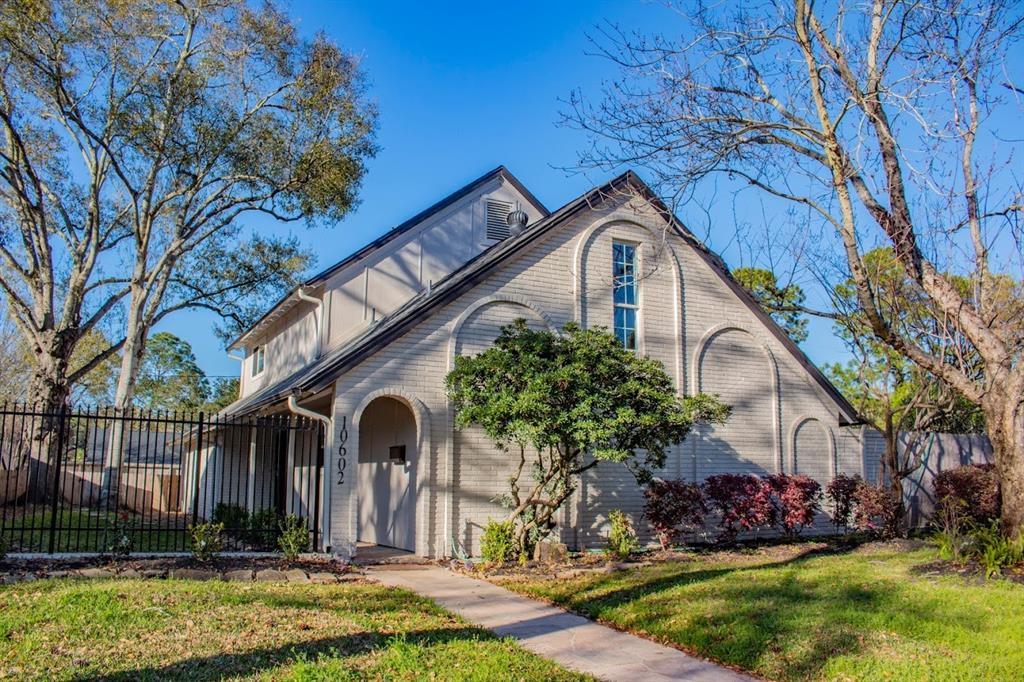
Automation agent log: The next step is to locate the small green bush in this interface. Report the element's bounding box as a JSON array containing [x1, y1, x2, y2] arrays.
[[607, 509, 639, 559], [932, 512, 1024, 579], [933, 501, 972, 563], [277, 515, 309, 561], [190, 522, 224, 562], [480, 520, 517, 564], [103, 511, 134, 559], [211, 503, 249, 532], [247, 507, 282, 550], [971, 521, 1024, 578]]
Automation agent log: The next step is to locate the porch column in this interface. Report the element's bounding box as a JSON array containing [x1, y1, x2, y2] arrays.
[[246, 426, 256, 511]]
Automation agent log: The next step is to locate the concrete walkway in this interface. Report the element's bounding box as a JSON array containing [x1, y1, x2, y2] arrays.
[[367, 565, 753, 682]]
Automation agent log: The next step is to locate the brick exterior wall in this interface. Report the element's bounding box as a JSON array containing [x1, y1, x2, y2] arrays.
[[325, 195, 866, 558]]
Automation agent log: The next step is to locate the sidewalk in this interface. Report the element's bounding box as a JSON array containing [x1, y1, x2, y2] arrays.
[[367, 565, 753, 682]]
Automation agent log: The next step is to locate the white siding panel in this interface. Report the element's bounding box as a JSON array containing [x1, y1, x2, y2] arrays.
[[697, 329, 777, 479]]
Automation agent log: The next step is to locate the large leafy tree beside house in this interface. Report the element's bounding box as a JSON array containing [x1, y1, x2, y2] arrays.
[[445, 320, 730, 559], [133, 332, 208, 412], [0, 0, 377, 420], [733, 267, 811, 344], [565, 0, 1024, 537], [204, 378, 240, 413]]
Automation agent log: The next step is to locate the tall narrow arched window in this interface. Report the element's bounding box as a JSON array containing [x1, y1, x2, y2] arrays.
[[612, 241, 638, 350]]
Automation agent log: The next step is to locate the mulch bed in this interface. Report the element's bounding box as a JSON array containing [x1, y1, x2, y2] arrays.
[[458, 537, 936, 580], [909, 557, 1024, 584], [0, 554, 354, 585]]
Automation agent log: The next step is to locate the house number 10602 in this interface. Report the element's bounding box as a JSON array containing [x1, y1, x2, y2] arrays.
[[336, 416, 348, 485]]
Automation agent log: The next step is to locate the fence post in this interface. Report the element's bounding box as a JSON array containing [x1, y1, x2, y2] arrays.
[[191, 411, 205, 524], [47, 406, 67, 554]]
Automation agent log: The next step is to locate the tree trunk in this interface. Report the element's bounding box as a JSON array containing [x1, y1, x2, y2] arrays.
[[986, 391, 1024, 538], [24, 348, 72, 500], [99, 304, 148, 507], [879, 415, 908, 537]]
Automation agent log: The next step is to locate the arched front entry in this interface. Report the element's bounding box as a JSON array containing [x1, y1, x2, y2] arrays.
[[357, 396, 418, 551]]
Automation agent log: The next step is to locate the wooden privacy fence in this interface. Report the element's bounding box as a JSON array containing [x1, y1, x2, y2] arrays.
[[0, 404, 325, 554]]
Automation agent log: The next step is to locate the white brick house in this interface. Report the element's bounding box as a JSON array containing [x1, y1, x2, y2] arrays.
[[224, 167, 868, 558]]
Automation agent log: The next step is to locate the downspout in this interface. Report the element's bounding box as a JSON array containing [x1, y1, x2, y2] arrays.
[[297, 288, 324, 358], [287, 394, 330, 426], [228, 350, 245, 393], [287, 394, 333, 552]]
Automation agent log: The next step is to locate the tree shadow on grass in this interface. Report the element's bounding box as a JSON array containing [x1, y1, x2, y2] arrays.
[[571, 544, 845, 614], [550, 546, 988, 680], [205, 582, 431, 616], [74, 627, 490, 682]]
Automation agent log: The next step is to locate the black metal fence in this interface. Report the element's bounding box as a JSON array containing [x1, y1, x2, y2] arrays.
[[0, 404, 324, 554]]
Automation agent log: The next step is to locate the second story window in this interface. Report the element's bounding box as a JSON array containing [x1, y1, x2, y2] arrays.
[[612, 241, 638, 351], [251, 345, 266, 377]]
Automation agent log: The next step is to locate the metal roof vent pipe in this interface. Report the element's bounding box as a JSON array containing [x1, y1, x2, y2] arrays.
[[506, 202, 529, 236]]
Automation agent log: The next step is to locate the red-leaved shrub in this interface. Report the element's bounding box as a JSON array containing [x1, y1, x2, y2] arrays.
[[825, 473, 862, 531], [852, 480, 901, 538], [643, 479, 707, 550], [933, 464, 1000, 524], [767, 473, 822, 537], [702, 474, 776, 542]]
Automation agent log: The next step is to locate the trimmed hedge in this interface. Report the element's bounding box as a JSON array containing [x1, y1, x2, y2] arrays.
[[642, 471, 904, 546], [643, 479, 707, 550]]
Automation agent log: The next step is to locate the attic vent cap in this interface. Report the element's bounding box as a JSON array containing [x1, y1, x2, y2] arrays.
[[506, 207, 529, 234]]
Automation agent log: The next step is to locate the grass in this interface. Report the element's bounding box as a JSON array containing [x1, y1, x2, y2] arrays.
[[3, 509, 186, 553], [496, 544, 1024, 681], [0, 578, 588, 681]]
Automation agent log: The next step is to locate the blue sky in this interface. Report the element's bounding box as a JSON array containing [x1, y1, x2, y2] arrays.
[[168, 0, 847, 380]]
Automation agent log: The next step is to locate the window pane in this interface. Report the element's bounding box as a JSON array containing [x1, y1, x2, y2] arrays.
[[614, 275, 636, 305], [612, 242, 637, 306], [614, 306, 636, 350], [612, 241, 638, 350]]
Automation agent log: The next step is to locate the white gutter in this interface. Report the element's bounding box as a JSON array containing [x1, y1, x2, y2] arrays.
[[297, 287, 324, 358], [287, 394, 333, 552], [286, 395, 330, 426]]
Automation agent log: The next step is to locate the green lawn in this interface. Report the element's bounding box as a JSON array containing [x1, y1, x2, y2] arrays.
[[3, 509, 186, 553], [0, 578, 588, 681], [496, 544, 1024, 681]]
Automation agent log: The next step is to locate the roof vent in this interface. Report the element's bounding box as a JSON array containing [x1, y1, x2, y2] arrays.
[[506, 204, 529, 235], [485, 199, 513, 241]]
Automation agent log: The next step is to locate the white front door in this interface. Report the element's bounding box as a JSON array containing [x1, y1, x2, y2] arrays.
[[357, 397, 417, 551]]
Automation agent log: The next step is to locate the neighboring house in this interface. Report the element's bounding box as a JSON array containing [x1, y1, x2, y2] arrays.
[[223, 166, 873, 559]]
